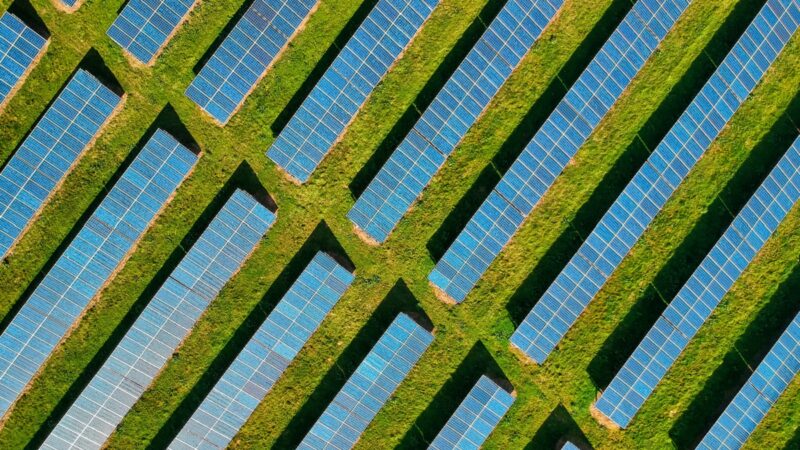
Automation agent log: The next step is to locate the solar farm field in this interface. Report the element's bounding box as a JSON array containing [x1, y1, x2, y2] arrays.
[[0, 0, 797, 449]]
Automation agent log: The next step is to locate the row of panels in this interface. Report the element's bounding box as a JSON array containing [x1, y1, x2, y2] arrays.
[[0, 68, 122, 261], [0, 12, 46, 111]]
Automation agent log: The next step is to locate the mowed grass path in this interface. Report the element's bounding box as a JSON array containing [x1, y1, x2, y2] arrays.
[[0, 0, 796, 449]]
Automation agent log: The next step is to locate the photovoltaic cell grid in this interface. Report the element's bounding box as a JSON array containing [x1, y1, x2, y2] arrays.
[[186, 0, 318, 125], [595, 133, 800, 428], [698, 309, 800, 450], [428, 375, 515, 450], [267, 0, 441, 184], [169, 251, 355, 450], [347, 0, 563, 244], [107, 0, 197, 65], [511, 0, 800, 367], [0, 69, 122, 260], [42, 189, 275, 450], [298, 312, 434, 450], [428, 0, 692, 303], [0, 12, 46, 108], [0, 129, 196, 421]]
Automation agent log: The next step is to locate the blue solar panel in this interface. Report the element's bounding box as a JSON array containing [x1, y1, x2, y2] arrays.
[[428, 375, 515, 450], [428, 0, 693, 303], [0, 69, 122, 260], [698, 310, 800, 450], [511, 0, 799, 366], [594, 132, 800, 428], [347, 0, 564, 244], [107, 0, 197, 65], [0, 12, 47, 109], [267, 0, 441, 184], [186, 0, 318, 125], [169, 251, 354, 450], [298, 312, 433, 449], [0, 129, 197, 422], [41, 189, 275, 450], [58, 0, 82, 12]]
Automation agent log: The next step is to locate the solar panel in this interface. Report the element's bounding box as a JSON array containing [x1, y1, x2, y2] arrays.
[[266, 0, 441, 184], [697, 309, 800, 450], [0, 12, 47, 110], [107, 0, 197, 65], [169, 251, 355, 450], [185, 0, 318, 125], [428, 0, 693, 304], [58, 0, 83, 13], [346, 0, 563, 244], [428, 375, 515, 450], [0, 129, 197, 421], [41, 189, 275, 450], [511, 0, 799, 366], [298, 312, 434, 449], [0, 69, 123, 260], [594, 132, 800, 428]]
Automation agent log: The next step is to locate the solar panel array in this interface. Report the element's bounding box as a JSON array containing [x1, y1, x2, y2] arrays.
[[107, 0, 197, 65], [0, 12, 47, 109], [298, 312, 433, 449], [347, 0, 563, 244], [266, 0, 441, 184], [42, 189, 275, 450], [169, 251, 355, 450], [0, 69, 122, 260], [698, 308, 800, 450], [511, 0, 800, 367], [428, 375, 515, 450], [428, 0, 693, 303], [185, 0, 318, 125], [594, 132, 800, 428], [0, 129, 196, 421]]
